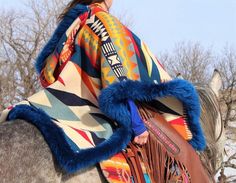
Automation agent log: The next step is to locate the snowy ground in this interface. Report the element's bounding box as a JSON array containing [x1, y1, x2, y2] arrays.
[[216, 121, 236, 182]]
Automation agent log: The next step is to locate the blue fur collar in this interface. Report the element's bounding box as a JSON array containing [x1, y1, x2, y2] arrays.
[[99, 79, 206, 151], [35, 4, 88, 74], [7, 79, 205, 173]]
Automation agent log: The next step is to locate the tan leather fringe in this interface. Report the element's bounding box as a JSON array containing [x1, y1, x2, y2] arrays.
[[138, 103, 191, 183], [142, 132, 191, 183]]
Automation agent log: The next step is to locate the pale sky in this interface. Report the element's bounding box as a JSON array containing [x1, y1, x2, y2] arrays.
[[0, 0, 235, 55]]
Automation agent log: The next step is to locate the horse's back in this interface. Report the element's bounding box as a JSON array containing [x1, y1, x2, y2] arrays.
[[0, 119, 62, 183]]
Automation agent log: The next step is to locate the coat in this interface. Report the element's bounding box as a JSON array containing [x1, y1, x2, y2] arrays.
[[0, 3, 205, 175]]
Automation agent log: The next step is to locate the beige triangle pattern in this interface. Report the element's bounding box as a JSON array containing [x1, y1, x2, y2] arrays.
[[28, 90, 52, 107], [54, 121, 95, 149], [49, 61, 98, 107]]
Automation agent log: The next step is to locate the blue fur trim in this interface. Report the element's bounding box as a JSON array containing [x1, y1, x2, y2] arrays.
[[35, 4, 88, 74], [8, 105, 132, 173], [7, 79, 205, 173], [98, 79, 206, 151]]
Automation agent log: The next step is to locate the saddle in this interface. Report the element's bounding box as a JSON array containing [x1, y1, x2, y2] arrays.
[[100, 105, 213, 183]]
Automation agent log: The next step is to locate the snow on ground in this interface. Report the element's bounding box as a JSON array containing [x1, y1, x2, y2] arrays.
[[216, 121, 236, 181]]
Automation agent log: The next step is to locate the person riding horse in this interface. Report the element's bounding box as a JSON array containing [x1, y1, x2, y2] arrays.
[[0, 0, 213, 182]]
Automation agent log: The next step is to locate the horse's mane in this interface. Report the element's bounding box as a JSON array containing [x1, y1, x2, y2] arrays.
[[195, 84, 224, 175]]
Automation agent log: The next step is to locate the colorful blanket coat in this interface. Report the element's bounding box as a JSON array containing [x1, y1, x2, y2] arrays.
[[0, 3, 206, 173]]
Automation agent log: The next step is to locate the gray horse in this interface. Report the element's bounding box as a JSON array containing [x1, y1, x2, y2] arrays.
[[197, 70, 226, 176], [0, 70, 225, 183]]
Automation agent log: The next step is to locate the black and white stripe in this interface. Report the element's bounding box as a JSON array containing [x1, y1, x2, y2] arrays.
[[86, 14, 127, 81]]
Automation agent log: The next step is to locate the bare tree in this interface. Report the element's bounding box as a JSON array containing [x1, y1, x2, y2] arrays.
[[159, 41, 214, 84], [215, 47, 236, 182], [0, 0, 68, 108], [217, 47, 236, 127]]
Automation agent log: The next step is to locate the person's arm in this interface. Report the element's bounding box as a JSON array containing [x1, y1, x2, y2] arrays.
[[128, 99, 149, 145], [128, 99, 146, 136], [88, 10, 149, 144]]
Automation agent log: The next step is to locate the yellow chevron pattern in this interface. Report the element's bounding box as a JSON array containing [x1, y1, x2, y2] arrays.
[[97, 12, 140, 80]]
